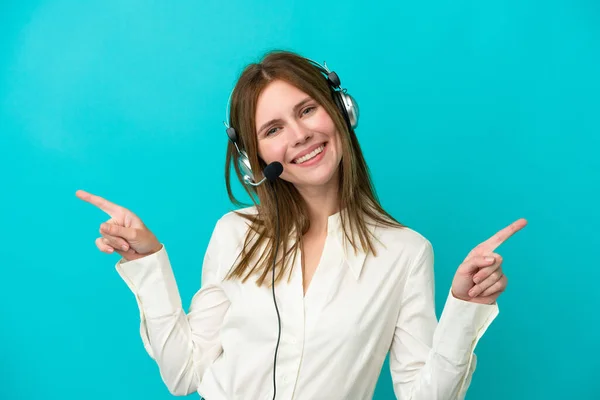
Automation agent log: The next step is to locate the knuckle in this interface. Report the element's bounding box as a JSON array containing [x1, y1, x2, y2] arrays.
[[481, 256, 494, 265]]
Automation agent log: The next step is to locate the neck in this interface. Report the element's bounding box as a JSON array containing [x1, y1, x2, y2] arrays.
[[295, 177, 340, 236]]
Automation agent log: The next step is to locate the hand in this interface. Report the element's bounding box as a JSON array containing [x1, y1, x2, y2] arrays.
[[451, 218, 528, 304], [76, 190, 162, 261]]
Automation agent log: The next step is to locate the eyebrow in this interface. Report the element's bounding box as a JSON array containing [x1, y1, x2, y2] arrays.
[[257, 97, 314, 135]]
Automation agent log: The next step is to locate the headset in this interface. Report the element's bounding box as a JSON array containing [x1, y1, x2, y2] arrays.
[[220, 57, 358, 400], [223, 57, 359, 186]]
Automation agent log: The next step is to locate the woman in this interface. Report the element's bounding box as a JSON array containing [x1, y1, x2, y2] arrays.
[[76, 50, 526, 399]]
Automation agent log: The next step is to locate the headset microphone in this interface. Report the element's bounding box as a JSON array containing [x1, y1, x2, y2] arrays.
[[264, 162, 284, 182], [244, 161, 283, 187]]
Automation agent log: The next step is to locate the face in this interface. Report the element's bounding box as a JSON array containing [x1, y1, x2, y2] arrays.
[[254, 79, 342, 190]]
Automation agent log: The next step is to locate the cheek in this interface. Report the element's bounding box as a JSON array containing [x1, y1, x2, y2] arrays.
[[334, 132, 343, 156], [308, 109, 336, 133], [258, 140, 286, 164]]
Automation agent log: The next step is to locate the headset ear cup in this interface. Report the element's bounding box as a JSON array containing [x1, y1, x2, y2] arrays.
[[341, 92, 359, 130], [331, 90, 348, 128], [238, 150, 254, 183], [332, 89, 358, 130]]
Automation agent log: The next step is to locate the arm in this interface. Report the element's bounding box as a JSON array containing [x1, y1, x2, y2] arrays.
[[389, 241, 499, 399], [115, 222, 230, 396]]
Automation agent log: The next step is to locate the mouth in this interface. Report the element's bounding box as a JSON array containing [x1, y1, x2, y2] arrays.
[[292, 142, 327, 165]]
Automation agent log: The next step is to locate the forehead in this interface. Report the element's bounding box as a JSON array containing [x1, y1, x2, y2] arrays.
[[255, 80, 310, 125]]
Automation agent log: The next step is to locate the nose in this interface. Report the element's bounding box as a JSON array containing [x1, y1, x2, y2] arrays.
[[289, 123, 312, 147]]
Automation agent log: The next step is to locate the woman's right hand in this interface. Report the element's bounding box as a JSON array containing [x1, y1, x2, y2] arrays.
[[76, 189, 163, 262]]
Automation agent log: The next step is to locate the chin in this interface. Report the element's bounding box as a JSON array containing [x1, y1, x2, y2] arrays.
[[284, 165, 339, 188]]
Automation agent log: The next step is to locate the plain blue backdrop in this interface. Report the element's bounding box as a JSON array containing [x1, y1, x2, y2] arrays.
[[1, 0, 598, 399]]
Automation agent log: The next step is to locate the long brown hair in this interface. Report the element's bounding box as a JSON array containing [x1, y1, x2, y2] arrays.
[[224, 50, 403, 286]]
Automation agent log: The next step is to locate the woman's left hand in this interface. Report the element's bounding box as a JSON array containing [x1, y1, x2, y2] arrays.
[[451, 218, 528, 305]]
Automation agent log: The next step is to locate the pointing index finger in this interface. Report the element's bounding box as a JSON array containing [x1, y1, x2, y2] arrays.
[[76, 190, 122, 216], [479, 218, 528, 252]]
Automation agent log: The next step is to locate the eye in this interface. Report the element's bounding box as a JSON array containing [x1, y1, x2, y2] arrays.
[[301, 106, 316, 116], [266, 126, 279, 136]]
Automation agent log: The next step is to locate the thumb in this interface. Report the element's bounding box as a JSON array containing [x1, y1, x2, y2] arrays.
[[114, 246, 138, 258], [100, 223, 139, 242], [459, 253, 498, 275]]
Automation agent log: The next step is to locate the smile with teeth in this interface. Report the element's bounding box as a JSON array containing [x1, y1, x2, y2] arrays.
[[293, 144, 326, 164]]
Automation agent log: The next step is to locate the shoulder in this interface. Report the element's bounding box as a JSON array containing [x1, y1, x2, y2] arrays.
[[373, 222, 434, 265], [203, 206, 257, 278], [213, 205, 257, 235], [208, 205, 259, 245]]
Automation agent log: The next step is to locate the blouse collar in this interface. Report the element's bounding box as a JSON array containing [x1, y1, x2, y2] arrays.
[[326, 210, 370, 281]]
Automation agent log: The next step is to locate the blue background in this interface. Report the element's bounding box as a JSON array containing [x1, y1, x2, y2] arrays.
[[1, 0, 598, 399]]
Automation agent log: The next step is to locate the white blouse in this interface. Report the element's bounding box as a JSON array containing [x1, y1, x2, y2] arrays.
[[115, 207, 499, 400]]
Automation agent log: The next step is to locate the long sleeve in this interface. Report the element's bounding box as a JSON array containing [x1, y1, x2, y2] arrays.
[[115, 222, 230, 396], [389, 240, 499, 400]]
